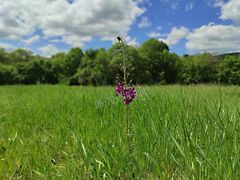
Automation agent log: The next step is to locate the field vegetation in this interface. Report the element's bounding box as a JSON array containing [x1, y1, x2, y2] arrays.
[[0, 85, 239, 178]]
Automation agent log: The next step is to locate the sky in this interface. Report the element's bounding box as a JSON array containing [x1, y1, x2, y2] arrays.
[[0, 0, 240, 56]]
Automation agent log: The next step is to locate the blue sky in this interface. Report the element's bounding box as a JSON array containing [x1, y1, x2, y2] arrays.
[[0, 0, 240, 56]]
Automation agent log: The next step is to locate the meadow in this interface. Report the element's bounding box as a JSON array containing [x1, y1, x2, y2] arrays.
[[0, 85, 239, 179]]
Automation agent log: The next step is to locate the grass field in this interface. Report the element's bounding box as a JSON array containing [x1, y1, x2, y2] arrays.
[[0, 85, 240, 179]]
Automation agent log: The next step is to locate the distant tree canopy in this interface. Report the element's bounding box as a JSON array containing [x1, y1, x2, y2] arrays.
[[217, 56, 240, 85], [0, 38, 240, 85]]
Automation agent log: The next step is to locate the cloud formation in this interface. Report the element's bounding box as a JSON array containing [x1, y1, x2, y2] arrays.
[[22, 35, 40, 45], [0, 0, 144, 47], [159, 0, 179, 10], [185, 0, 240, 54], [160, 27, 189, 46], [37, 44, 61, 57], [158, 0, 240, 54], [220, 0, 240, 24], [186, 24, 240, 54], [147, 32, 161, 38], [138, 16, 152, 28], [0, 42, 16, 51]]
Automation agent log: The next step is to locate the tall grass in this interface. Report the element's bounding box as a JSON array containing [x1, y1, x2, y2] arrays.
[[0, 85, 239, 178]]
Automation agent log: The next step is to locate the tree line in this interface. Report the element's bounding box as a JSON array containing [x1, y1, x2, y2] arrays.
[[0, 38, 240, 85]]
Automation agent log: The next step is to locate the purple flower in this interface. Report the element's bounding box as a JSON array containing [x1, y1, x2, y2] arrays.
[[116, 82, 124, 96], [123, 86, 136, 105], [128, 85, 136, 99], [116, 82, 136, 105]]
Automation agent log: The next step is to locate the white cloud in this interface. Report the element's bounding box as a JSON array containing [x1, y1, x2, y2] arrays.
[[49, 39, 62, 43], [136, 0, 152, 6], [184, 0, 240, 54], [214, 0, 226, 7], [220, 0, 240, 24], [159, 0, 179, 10], [37, 44, 61, 57], [138, 17, 152, 28], [159, 26, 189, 46], [147, 32, 161, 38], [62, 35, 93, 47], [203, 0, 225, 7], [125, 36, 139, 47], [22, 35, 40, 45], [186, 24, 240, 54], [185, 2, 194, 12], [0, 0, 144, 47], [0, 42, 16, 51], [0, 1, 39, 39]]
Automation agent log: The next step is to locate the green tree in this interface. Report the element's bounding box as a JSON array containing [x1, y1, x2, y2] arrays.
[[91, 49, 110, 85], [70, 49, 110, 86], [180, 53, 219, 84], [0, 64, 15, 84], [0, 48, 10, 64], [160, 50, 181, 84], [64, 48, 84, 77], [9, 49, 33, 62], [51, 52, 67, 81], [138, 39, 170, 83], [217, 56, 240, 85], [85, 49, 98, 60], [15, 60, 58, 84], [138, 39, 181, 84], [69, 55, 92, 85]]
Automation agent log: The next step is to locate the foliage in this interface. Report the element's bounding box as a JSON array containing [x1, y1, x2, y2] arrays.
[[15, 60, 59, 84], [70, 49, 110, 86], [64, 47, 84, 77], [0, 64, 15, 85], [138, 39, 170, 84], [0, 85, 239, 178], [179, 53, 219, 84], [0, 39, 239, 85], [217, 56, 240, 85]]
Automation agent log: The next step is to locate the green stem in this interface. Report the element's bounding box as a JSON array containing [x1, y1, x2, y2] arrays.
[[120, 37, 134, 176], [121, 41, 130, 148]]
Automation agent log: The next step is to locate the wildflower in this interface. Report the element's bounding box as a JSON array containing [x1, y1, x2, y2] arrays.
[[123, 86, 136, 105], [115, 81, 136, 105], [116, 82, 124, 96], [115, 36, 136, 105], [128, 85, 136, 99], [114, 36, 135, 158]]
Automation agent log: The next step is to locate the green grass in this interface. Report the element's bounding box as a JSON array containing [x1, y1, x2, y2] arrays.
[[0, 85, 240, 179]]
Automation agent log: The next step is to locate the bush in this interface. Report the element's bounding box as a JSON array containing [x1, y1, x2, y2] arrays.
[[15, 60, 59, 84], [179, 54, 219, 84], [217, 56, 240, 85], [0, 64, 16, 85]]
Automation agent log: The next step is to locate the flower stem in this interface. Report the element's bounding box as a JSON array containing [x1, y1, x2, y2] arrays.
[[117, 36, 135, 177], [120, 39, 131, 148]]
